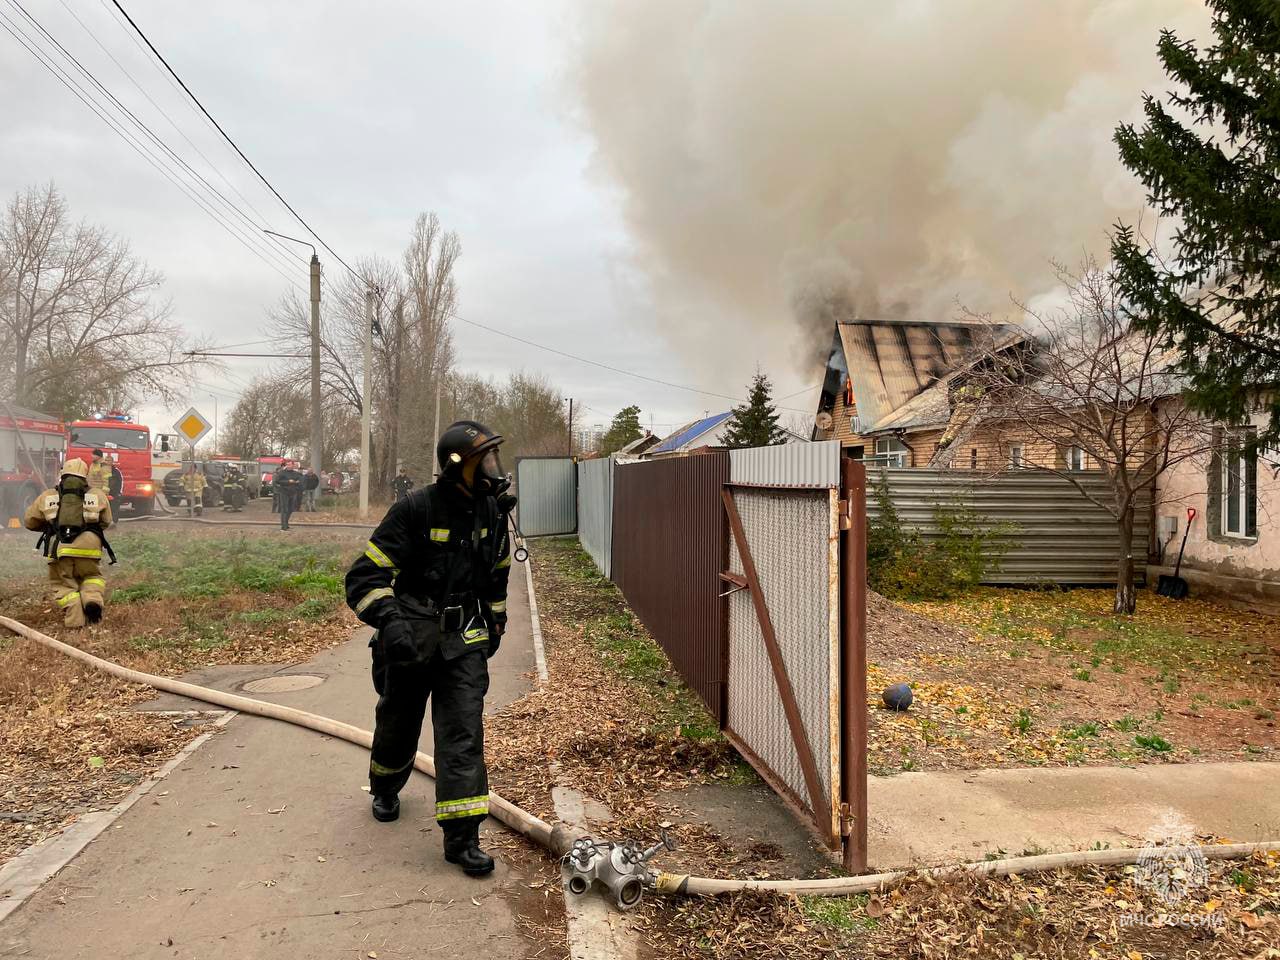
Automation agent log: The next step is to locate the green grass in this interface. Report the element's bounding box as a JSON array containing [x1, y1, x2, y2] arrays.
[[103, 532, 350, 605], [1135, 733, 1173, 753], [1112, 715, 1140, 733], [1013, 711, 1034, 742], [1063, 721, 1100, 740], [540, 538, 723, 746], [801, 894, 878, 933]]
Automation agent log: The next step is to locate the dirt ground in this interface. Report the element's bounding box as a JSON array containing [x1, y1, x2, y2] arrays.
[[519, 540, 1280, 960], [0, 522, 367, 867], [867, 588, 1280, 774]]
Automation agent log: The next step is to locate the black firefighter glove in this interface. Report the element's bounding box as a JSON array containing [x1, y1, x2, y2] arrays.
[[487, 618, 506, 660], [377, 615, 422, 665]]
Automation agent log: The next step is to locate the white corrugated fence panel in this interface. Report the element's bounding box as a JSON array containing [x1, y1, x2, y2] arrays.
[[729, 440, 841, 488], [515, 457, 577, 536], [577, 457, 614, 578]]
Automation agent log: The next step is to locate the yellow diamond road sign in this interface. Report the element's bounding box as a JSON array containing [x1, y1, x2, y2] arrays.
[[174, 407, 212, 445]]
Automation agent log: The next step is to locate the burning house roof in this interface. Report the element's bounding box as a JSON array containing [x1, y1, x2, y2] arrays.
[[817, 317, 1018, 434]]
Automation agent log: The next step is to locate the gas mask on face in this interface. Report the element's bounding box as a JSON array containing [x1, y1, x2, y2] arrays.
[[470, 449, 511, 497]]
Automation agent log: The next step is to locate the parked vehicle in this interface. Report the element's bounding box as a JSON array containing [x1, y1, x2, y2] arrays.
[[212, 456, 262, 499], [66, 412, 156, 514], [0, 405, 64, 523], [163, 459, 226, 508], [257, 455, 286, 497]]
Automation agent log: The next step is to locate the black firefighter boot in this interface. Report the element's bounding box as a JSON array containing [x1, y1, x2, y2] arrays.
[[443, 818, 494, 876], [371, 792, 400, 822]]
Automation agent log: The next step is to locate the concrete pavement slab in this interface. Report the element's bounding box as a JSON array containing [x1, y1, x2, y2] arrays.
[[869, 760, 1280, 868]]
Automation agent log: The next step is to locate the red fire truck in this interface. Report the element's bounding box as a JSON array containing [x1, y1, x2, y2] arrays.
[[66, 412, 157, 515], [257, 454, 286, 498], [0, 405, 65, 524]]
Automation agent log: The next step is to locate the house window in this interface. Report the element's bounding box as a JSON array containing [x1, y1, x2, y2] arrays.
[[1009, 443, 1024, 468], [970, 448, 978, 469], [1066, 446, 1085, 471], [1221, 428, 1257, 539], [874, 437, 908, 468]]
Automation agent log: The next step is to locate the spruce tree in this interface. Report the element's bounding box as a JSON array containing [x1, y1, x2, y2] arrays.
[[601, 405, 643, 454], [721, 372, 786, 449], [1112, 1, 1280, 442]]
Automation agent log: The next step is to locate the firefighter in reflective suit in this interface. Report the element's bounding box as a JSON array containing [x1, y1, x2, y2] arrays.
[[345, 421, 513, 876], [24, 458, 114, 628]]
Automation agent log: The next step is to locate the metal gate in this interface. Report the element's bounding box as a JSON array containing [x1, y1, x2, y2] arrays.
[[722, 485, 842, 847], [515, 457, 577, 536], [718, 447, 867, 870]]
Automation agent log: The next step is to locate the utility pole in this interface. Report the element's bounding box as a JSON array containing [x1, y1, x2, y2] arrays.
[[264, 230, 322, 476], [360, 286, 374, 519], [309, 253, 322, 477], [209, 394, 218, 454], [432, 374, 442, 479], [567, 397, 574, 457]]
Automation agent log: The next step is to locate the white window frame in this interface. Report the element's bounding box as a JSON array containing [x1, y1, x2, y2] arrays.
[[1221, 428, 1254, 539], [874, 437, 908, 468], [1008, 443, 1024, 468], [1066, 446, 1085, 471]]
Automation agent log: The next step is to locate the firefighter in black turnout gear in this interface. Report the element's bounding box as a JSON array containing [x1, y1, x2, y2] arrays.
[[345, 421, 514, 876]]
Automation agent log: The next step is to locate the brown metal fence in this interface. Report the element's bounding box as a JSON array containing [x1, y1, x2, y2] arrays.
[[611, 452, 730, 723]]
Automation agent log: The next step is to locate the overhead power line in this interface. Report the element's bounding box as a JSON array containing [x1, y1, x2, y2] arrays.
[[0, 1, 305, 290], [57, 0, 303, 267], [108, 0, 363, 284], [445, 310, 817, 415]]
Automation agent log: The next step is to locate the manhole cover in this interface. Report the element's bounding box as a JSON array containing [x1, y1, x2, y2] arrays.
[[241, 674, 325, 693]]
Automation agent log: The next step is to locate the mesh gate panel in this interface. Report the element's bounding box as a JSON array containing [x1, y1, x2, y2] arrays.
[[727, 489, 838, 822]]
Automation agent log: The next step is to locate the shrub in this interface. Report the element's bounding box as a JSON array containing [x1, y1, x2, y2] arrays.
[[867, 472, 1013, 599]]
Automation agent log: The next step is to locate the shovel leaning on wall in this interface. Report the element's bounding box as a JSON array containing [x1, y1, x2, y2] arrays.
[[1156, 507, 1197, 599]]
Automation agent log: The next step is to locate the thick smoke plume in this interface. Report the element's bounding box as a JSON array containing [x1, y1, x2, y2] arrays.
[[572, 0, 1209, 378]]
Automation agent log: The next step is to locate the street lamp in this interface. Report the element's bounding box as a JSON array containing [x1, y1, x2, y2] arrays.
[[264, 229, 322, 479]]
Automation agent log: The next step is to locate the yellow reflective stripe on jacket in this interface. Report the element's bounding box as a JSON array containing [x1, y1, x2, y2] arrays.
[[355, 587, 395, 615], [486, 600, 507, 614], [57, 591, 81, 607], [429, 528, 450, 542], [495, 555, 511, 569], [58, 546, 101, 559], [435, 795, 489, 820], [364, 541, 396, 569], [462, 625, 488, 643], [369, 756, 414, 777]]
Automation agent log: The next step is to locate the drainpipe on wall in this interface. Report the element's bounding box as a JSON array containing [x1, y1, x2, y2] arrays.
[[894, 430, 917, 467]]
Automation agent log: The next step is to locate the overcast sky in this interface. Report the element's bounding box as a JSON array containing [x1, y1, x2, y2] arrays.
[[1, 0, 811, 443], [2, 1, 1206, 446]]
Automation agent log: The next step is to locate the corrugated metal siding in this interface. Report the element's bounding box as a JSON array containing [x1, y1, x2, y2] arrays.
[[515, 457, 577, 536], [866, 468, 1151, 584], [577, 457, 614, 578], [730, 441, 841, 488], [612, 453, 729, 720]]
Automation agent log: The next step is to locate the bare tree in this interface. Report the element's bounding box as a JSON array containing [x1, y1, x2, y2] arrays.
[[956, 258, 1215, 614], [271, 213, 459, 491], [0, 183, 204, 417]]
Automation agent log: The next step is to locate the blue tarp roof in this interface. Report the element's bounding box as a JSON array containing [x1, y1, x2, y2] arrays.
[[653, 411, 733, 453]]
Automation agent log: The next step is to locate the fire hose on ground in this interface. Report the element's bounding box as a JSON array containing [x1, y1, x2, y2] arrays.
[[1, 613, 1278, 911]]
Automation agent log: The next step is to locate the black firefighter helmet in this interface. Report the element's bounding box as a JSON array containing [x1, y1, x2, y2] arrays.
[[436, 420, 509, 496]]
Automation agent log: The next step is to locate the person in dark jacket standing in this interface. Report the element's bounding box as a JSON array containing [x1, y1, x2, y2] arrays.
[[344, 421, 513, 876], [303, 469, 320, 511], [275, 461, 304, 530], [392, 467, 413, 502]]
